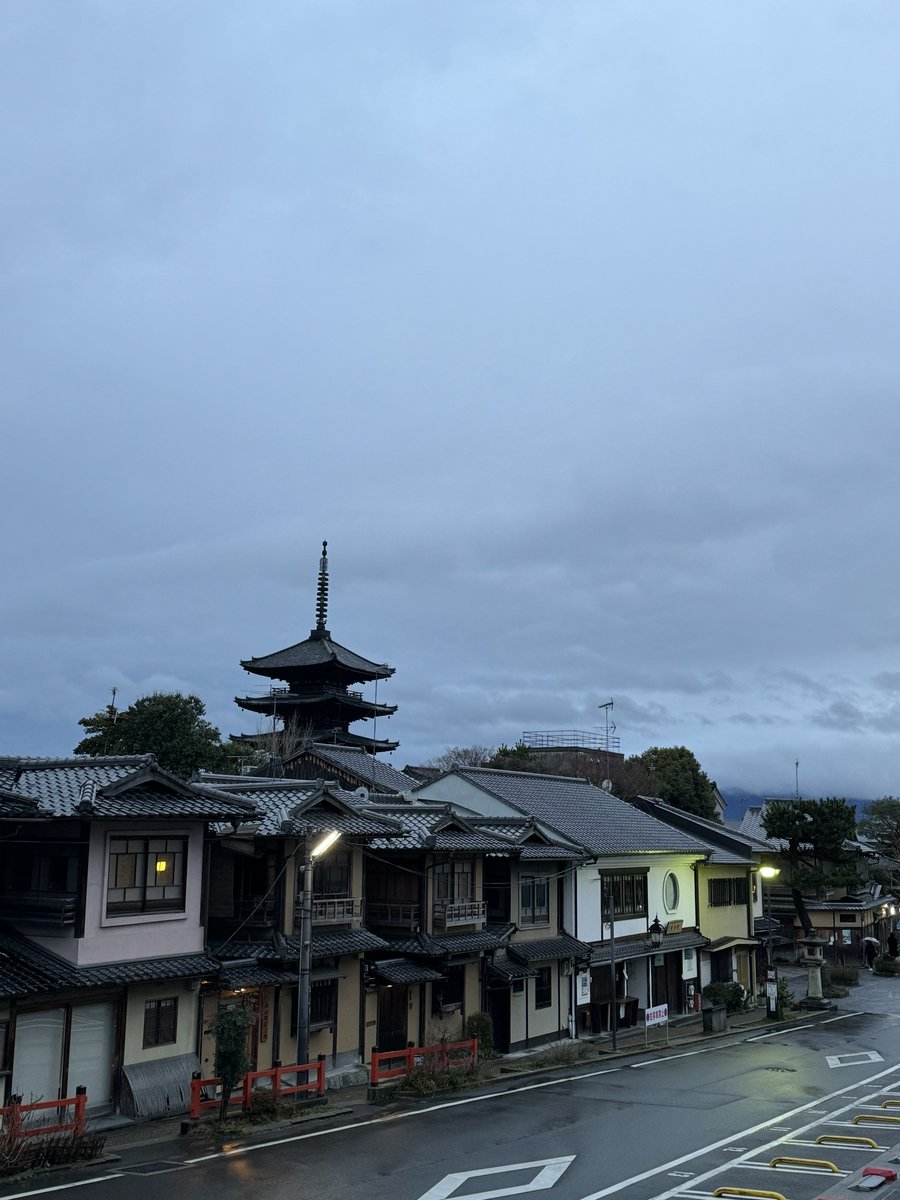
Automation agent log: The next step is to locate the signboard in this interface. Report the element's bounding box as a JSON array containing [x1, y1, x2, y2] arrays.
[[665, 920, 683, 935], [645, 1003, 668, 1027], [576, 970, 591, 1005]]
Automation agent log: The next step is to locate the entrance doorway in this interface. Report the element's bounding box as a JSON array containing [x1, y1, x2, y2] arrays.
[[376, 984, 409, 1051]]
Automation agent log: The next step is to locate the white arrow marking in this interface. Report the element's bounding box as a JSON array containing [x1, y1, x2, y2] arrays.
[[417, 1156, 575, 1200]]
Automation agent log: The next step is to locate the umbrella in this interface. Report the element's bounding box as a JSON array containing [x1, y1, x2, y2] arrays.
[[863, 936, 880, 944]]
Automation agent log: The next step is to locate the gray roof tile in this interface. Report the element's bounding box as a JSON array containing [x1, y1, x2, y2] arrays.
[[439, 769, 711, 856], [241, 635, 393, 679], [369, 958, 444, 985], [288, 744, 416, 795], [508, 934, 593, 962]]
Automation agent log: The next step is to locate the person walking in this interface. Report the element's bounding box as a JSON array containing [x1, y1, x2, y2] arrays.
[[865, 939, 878, 971], [889, 929, 898, 960]]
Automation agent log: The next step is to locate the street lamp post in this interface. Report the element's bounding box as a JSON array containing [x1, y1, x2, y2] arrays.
[[759, 865, 780, 1019], [648, 914, 664, 1008], [297, 830, 341, 1068]]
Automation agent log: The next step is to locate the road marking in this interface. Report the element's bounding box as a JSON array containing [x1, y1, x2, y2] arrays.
[[574, 1064, 900, 1200], [746, 1025, 815, 1040], [0, 1177, 124, 1198], [667, 1172, 695, 1178], [416, 1156, 575, 1200], [827, 1052, 884, 1068]]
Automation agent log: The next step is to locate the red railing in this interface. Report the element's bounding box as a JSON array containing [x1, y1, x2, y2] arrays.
[[0, 1089, 87, 1139], [243, 1059, 325, 1106], [370, 1039, 478, 1086], [190, 1058, 325, 1119]]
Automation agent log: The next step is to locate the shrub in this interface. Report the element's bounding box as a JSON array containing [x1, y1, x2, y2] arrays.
[[873, 956, 900, 976], [775, 977, 795, 1019], [400, 1062, 487, 1096], [525, 1041, 585, 1069], [702, 982, 749, 1013], [824, 964, 859, 986], [464, 1012, 496, 1059]]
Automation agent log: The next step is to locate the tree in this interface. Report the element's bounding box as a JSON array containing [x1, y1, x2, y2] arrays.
[[212, 1003, 253, 1124], [424, 745, 497, 771], [74, 692, 231, 778], [858, 797, 900, 861], [624, 746, 720, 820], [761, 797, 860, 934], [488, 741, 538, 770]]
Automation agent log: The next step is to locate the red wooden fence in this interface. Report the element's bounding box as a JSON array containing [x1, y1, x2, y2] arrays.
[[190, 1058, 326, 1119], [0, 1089, 87, 1139], [370, 1038, 478, 1085]]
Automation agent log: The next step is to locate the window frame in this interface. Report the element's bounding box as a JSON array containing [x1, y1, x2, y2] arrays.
[[534, 966, 552, 1010], [519, 874, 550, 927], [105, 835, 188, 918], [707, 876, 750, 908], [143, 997, 178, 1048], [603, 872, 648, 920]]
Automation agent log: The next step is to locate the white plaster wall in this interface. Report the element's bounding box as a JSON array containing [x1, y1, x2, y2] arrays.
[[416, 777, 512, 814], [33, 822, 206, 965], [647, 858, 701, 928]]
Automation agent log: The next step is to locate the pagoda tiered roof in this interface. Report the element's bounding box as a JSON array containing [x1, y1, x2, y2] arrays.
[[234, 541, 398, 754]]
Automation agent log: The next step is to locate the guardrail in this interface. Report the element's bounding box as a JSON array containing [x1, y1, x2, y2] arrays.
[[190, 1058, 326, 1119], [0, 1088, 87, 1139], [370, 1039, 478, 1086]]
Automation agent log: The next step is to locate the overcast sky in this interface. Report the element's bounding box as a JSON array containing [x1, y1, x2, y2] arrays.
[[3, 2, 900, 802]]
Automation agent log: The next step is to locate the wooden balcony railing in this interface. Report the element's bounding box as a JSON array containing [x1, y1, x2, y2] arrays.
[[365, 902, 421, 931], [295, 896, 364, 925], [0, 892, 77, 927], [432, 900, 486, 929]]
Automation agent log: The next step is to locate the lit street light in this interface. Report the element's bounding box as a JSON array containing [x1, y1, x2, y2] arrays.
[[760, 864, 781, 1019], [297, 830, 341, 1067]]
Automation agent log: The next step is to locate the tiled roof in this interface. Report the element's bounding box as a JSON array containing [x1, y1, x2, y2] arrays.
[[0, 926, 219, 997], [706, 847, 754, 865], [384, 927, 513, 958], [439, 769, 711, 856], [369, 958, 445, 985], [487, 956, 537, 982], [199, 779, 402, 840], [288, 745, 416, 795], [737, 806, 779, 847], [629, 796, 768, 863], [210, 927, 390, 961], [517, 844, 583, 861], [218, 964, 297, 988], [241, 635, 393, 679], [589, 929, 708, 965], [508, 934, 593, 962], [367, 805, 515, 853], [0, 791, 44, 817], [0, 757, 257, 821]]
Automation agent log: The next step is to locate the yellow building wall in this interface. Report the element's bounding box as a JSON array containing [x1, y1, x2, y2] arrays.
[[123, 982, 199, 1066], [698, 864, 753, 941]]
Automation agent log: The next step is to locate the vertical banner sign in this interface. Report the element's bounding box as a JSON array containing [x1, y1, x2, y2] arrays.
[[576, 970, 591, 1005]]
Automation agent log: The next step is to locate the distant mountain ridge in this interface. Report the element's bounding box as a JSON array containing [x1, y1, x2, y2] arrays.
[[720, 787, 872, 822]]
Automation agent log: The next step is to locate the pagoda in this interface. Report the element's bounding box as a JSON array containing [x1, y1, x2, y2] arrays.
[[235, 542, 398, 753]]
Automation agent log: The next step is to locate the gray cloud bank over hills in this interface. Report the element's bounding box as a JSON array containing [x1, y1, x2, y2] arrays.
[[2, 3, 900, 802]]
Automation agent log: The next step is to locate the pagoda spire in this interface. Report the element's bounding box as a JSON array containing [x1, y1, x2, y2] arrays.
[[313, 540, 329, 637]]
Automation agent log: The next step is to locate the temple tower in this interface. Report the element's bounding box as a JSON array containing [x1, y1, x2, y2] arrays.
[[235, 542, 397, 753]]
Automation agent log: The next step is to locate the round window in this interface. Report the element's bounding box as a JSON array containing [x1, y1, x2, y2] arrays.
[[663, 872, 679, 912]]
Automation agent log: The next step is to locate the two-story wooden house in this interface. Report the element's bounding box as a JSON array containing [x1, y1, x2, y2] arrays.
[[0, 755, 255, 1117]]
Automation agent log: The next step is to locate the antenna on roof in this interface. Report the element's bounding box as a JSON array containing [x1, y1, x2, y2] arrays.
[[794, 759, 800, 801], [314, 540, 329, 634], [599, 699, 614, 791]]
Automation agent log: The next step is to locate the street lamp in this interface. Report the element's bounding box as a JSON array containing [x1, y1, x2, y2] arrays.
[[759, 865, 780, 965], [759, 865, 780, 1019], [648, 914, 664, 1007], [297, 830, 341, 1067]]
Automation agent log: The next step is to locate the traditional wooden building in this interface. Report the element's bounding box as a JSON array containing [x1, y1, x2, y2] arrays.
[[235, 542, 397, 753]]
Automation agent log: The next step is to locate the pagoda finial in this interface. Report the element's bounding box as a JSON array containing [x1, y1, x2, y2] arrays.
[[314, 540, 329, 634]]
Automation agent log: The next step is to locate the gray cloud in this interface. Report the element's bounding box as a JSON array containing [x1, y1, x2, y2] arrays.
[[2, 2, 900, 802]]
